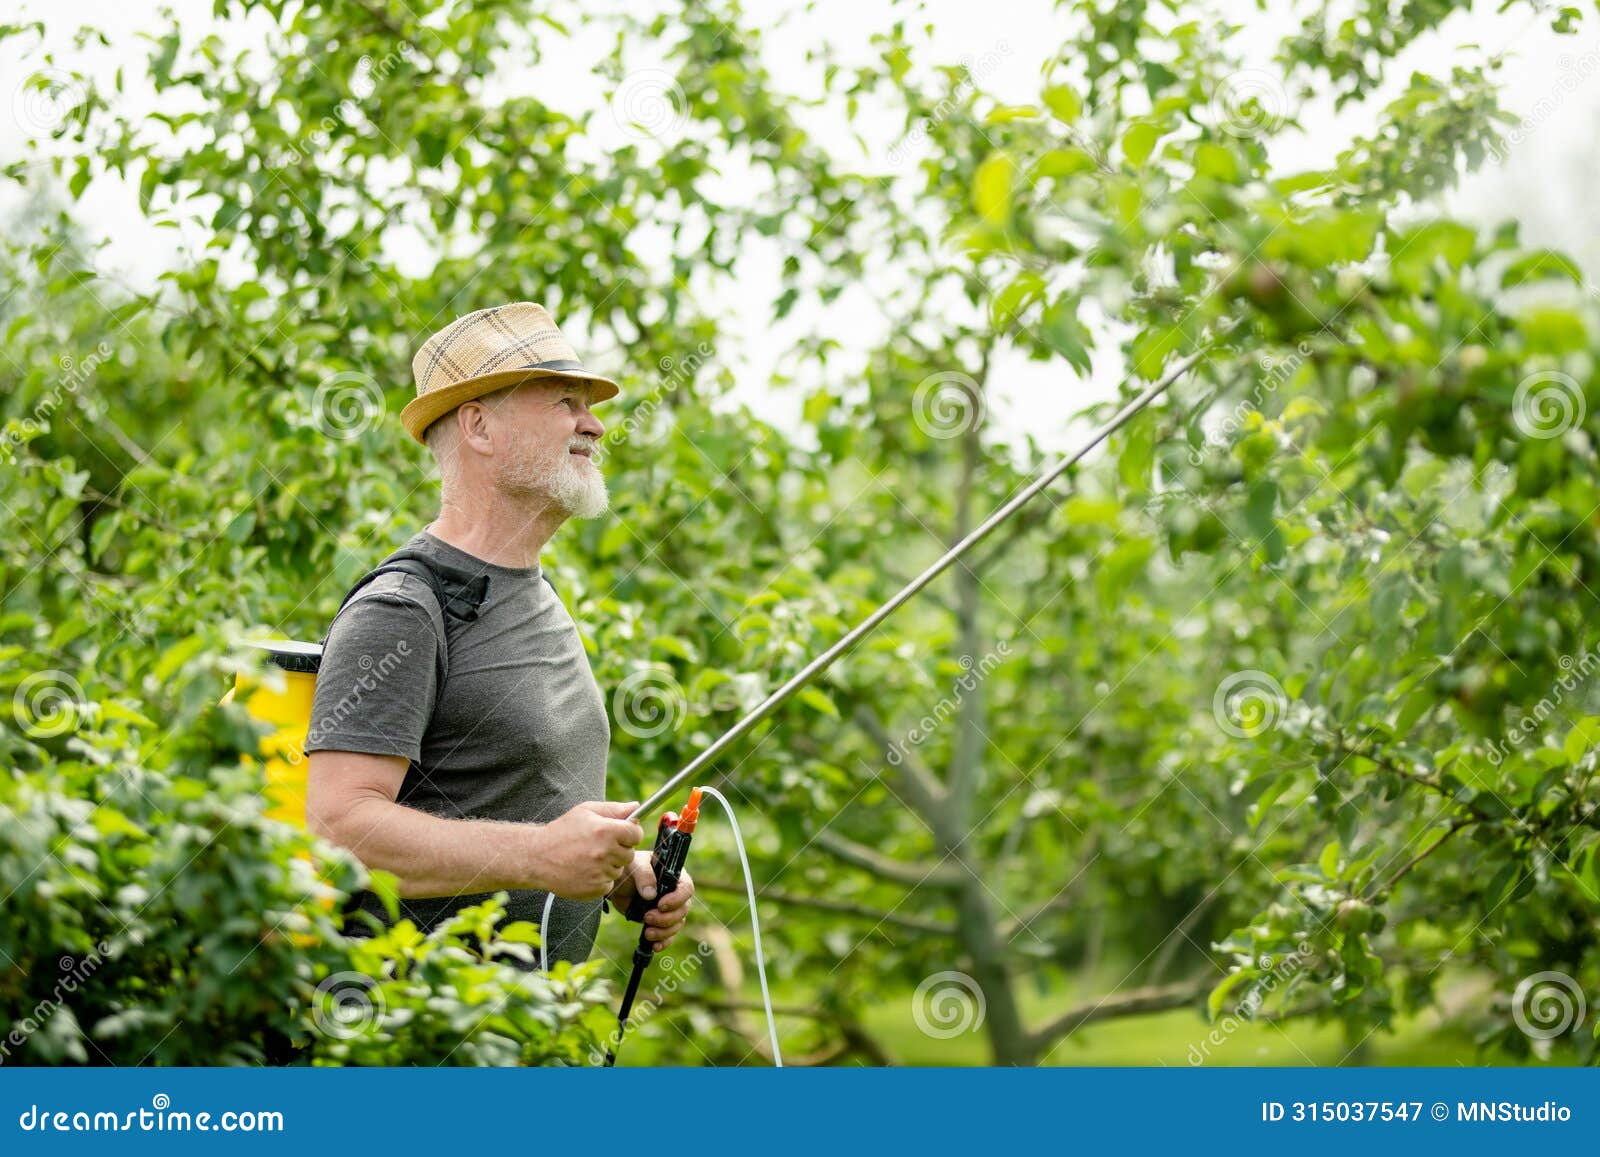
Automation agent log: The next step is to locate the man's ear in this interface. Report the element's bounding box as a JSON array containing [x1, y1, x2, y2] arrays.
[[456, 400, 494, 452]]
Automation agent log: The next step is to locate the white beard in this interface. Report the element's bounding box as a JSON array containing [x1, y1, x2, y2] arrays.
[[498, 436, 609, 519], [556, 448, 609, 519]]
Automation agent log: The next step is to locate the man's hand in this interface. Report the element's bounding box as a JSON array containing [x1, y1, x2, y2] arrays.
[[608, 850, 695, 952], [530, 801, 644, 900]]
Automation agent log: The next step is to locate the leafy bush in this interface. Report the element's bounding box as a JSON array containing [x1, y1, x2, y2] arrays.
[[0, 650, 609, 1066]]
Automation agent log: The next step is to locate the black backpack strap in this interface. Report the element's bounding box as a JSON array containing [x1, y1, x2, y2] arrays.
[[335, 550, 492, 624], [322, 551, 492, 688], [323, 550, 562, 679]]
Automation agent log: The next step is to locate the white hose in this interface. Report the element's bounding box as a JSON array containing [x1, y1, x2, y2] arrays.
[[699, 785, 782, 1067], [538, 786, 783, 1066], [539, 890, 557, 976]]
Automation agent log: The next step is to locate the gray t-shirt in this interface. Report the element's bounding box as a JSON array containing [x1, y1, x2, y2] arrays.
[[304, 530, 612, 965]]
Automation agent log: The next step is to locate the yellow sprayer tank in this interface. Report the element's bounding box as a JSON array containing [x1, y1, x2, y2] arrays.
[[220, 641, 322, 828]]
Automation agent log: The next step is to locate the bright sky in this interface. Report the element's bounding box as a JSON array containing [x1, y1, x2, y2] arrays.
[[3, 0, 1596, 453]]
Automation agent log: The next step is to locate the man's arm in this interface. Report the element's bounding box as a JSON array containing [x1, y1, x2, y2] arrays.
[[306, 749, 642, 900]]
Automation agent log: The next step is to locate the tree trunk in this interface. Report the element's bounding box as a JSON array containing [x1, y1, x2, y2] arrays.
[[940, 347, 1031, 1065]]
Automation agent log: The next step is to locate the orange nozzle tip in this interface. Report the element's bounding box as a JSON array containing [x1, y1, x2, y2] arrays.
[[678, 788, 702, 832]]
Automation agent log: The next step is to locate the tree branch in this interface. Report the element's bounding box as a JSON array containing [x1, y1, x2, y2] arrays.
[[851, 703, 948, 823], [1376, 818, 1476, 893], [812, 830, 962, 889], [1028, 977, 1212, 1053]]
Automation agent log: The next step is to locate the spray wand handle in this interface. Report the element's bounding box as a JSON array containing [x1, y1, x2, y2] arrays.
[[606, 788, 702, 1067]]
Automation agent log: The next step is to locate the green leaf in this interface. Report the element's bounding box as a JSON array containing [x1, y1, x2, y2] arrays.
[[498, 921, 543, 946], [1248, 772, 1297, 829], [797, 686, 840, 719], [1395, 688, 1432, 735], [985, 104, 1039, 125], [68, 158, 92, 199], [1042, 85, 1082, 123], [1035, 147, 1096, 178], [1501, 249, 1584, 289], [973, 152, 1016, 224], [1121, 120, 1159, 167], [1563, 717, 1600, 764], [1208, 968, 1255, 1019], [1096, 536, 1154, 605], [366, 869, 402, 921], [1117, 411, 1156, 494], [1131, 324, 1182, 378], [99, 701, 157, 729], [1518, 306, 1588, 354], [223, 509, 255, 543], [1391, 220, 1476, 288], [990, 270, 1047, 326], [91, 807, 146, 840], [1193, 142, 1240, 183], [1243, 480, 1279, 550], [650, 636, 697, 663], [151, 635, 206, 683], [1266, 208, 1381, 266], [1040, 296, 1092, 374]]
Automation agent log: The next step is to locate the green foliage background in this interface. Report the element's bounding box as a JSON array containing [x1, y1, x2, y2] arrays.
[[2, 0, 1598, 1065]]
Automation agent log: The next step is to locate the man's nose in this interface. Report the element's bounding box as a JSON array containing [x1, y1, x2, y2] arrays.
[[576, 406, 604, 439]]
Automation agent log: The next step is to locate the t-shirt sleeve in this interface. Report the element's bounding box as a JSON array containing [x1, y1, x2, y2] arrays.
[[304, 582, 442, 763]]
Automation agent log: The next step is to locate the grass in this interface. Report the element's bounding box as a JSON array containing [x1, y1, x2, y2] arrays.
[[861, 968, 1572, 1066], [602, 933, 1580, 1067]]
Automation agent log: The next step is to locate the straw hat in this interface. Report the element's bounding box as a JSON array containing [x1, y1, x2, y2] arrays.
[[401, 302, 620, 443]]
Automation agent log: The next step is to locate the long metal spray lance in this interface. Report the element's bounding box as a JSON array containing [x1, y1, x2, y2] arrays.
[[630, 337, 1223, 822]]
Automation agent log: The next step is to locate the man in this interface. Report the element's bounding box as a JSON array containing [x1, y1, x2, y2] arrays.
[[305, 301, 693, 968]]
